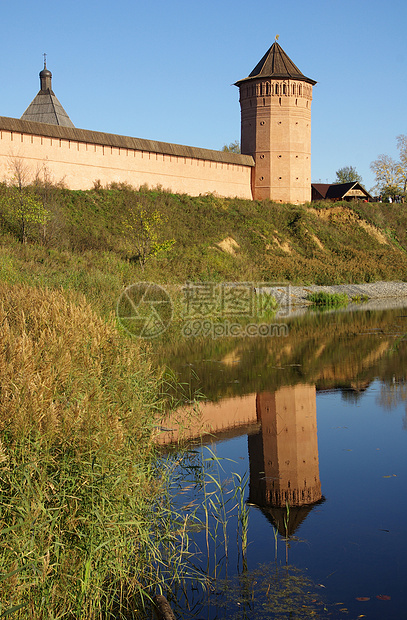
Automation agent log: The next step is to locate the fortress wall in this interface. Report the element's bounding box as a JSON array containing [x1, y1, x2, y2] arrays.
[[0, 118, 254, 199], [156, 394, 258, 445]]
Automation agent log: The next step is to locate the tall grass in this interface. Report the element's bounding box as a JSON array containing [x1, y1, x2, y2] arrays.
[[0, 283, 199, 618], [166, 445, 251, 581], [232, 472, 249, 572]]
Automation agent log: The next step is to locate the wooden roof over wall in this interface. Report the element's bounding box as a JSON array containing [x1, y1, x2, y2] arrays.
[[0, 116, 254, 167], [21, 91, 75, 128]]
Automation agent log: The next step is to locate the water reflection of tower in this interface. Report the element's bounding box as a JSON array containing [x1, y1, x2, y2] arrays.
[[248, 384, 324, 536]]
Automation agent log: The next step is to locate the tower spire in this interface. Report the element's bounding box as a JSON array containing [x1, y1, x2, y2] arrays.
[[39, 55, 52, 92], [21, 58, 75, 127]]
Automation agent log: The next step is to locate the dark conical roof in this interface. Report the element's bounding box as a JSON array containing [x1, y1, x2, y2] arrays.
[[258, 501, 324, 538], [21, 61, 75, 128], [235, 41, 316, 86]]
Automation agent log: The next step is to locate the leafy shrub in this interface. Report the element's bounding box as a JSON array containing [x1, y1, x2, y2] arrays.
[[307, 291, 349, 307]]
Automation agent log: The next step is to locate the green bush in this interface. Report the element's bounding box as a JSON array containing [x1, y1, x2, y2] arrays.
[[307, 291, 349, 307]]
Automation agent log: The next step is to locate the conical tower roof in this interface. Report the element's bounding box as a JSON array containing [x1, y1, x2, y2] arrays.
[[257, 498, 325, 538], [235, 41, 316, 86], [21, 60, 75, 127]]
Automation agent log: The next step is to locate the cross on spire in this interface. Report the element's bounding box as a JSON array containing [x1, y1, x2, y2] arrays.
[[43, 53, 47, 68]]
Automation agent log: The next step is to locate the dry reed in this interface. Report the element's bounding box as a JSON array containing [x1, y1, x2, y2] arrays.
[[0, 283, 169, 618]]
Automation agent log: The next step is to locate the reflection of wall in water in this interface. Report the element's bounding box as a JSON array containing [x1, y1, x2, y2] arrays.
[[156, 394, 258, 445], [248, 384, 322, 508]]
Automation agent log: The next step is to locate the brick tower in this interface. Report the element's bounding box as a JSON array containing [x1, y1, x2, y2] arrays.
[[247, 385, 323, 536], [235, 41, 316, 204]]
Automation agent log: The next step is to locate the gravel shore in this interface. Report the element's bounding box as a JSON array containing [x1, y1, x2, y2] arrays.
[[286, 281, 407, 305], [262, 281, 407, 316]]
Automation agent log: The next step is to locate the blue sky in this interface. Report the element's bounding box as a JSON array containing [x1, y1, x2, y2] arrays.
[[2, 0, 406, 192]]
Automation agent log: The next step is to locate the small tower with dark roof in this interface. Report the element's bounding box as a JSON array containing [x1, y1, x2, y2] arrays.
[[235, 41, 316, 204], [21, 58, 75, 128]]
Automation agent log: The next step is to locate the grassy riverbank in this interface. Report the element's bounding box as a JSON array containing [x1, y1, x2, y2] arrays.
[[1, 185, 407, 314], [0, 284, 200, 618], [1, 184, 407, 616]]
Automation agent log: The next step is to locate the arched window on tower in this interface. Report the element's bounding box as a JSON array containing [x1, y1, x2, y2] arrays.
[[275, 83, 279, 95], [283, 83, 287, 95], [299, 85, 302, 96]]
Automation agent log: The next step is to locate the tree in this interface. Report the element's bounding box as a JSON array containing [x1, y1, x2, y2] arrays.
[[370, 135, 407, 201], [396, 134, 407, 194], [370, 154, 401, 201], [221, 140, 241, 154], [123, 204, 175, 269], [0, 158, 49, 243], [335, 166, 363, 184]]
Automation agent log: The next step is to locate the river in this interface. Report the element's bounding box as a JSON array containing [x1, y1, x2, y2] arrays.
[[153, 304, 407, 619]]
